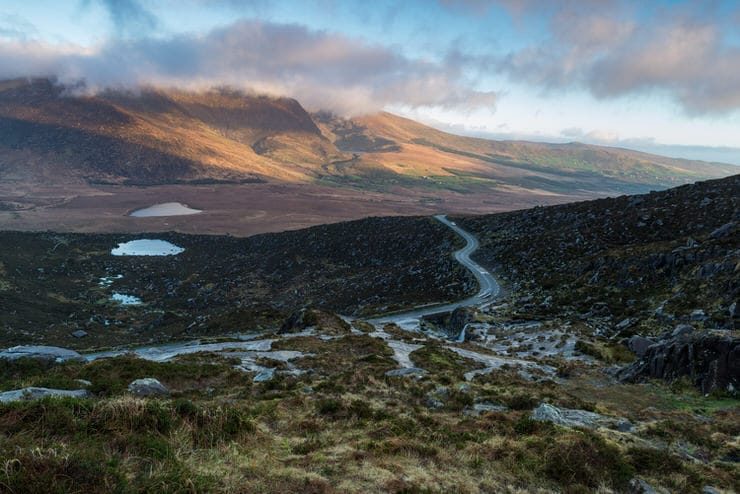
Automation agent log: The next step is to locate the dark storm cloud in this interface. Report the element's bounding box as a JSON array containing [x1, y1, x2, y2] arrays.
[[0, 19, 495, 114]]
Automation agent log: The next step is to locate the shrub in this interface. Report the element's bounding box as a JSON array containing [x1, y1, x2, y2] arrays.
[[543, 432, 633, 490]]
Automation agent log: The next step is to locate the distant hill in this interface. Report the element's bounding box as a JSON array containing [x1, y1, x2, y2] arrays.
[[0, 78, 736, 196], [315, 111, 737, 194]]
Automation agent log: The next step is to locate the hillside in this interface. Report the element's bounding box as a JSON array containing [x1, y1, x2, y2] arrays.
[[0, 78, 343, 184], [0, 178, 737, 493], [315, 111, 737, 194], [0, 78, 735, 194], [460, 174, 739, 333], [0, 216, 473, 349]]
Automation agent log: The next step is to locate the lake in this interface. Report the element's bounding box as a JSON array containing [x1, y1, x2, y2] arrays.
[[129, 202, 202, 217]]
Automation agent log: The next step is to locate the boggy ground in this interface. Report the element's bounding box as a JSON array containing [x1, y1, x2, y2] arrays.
[[0, 316, 737, 493], [0, 215, 474, 349]]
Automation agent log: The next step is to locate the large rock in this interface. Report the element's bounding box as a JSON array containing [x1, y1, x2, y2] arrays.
[[0, 345, 84, 363], [448, 307, 477, 338], [279, 308, 350, 336], [127, 378, 169, 397], [0, 387, 90, 403], [618, 332, 739, 395], [385, 367, 427, 377], [628, 336, 656, 358], [531, 403, 632, 431]]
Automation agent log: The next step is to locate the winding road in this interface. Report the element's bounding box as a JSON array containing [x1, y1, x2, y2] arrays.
[[80, 214, 499, 360], [369, 214, 500, 326]]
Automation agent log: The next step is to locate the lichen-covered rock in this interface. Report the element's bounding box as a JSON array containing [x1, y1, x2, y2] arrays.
[[0, 345, 84, 363], [385, 367, 426, 377], [0, 387, 90, 403], [531, 403, 632, 431], [127, 378, 169, 397], [618, 332, 739, 395]]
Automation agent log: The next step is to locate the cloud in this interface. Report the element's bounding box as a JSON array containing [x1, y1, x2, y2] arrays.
[[83, 0, 158, 36], [0, 19, 496, 115], [0, 14, 38, 41], [450, 1, 740, 115]]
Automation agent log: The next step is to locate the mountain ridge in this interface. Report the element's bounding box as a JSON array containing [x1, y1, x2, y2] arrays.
[[0, 78, 735, 194]]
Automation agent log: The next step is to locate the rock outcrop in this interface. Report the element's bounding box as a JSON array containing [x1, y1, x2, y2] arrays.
[[531, 403, 632, 431], [127, 378, 170, 397], [0, 345, 84, 363], [618, 331, 739, 395], [0, 387, 90, 403], [279, 308, 351, 336]]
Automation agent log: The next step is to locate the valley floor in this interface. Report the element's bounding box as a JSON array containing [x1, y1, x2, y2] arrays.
[[0, 181, 594, 236]]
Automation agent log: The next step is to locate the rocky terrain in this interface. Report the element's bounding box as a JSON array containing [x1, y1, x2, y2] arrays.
[[461, 174, 739, 333], [0, 177, 737, 493], [0, 216, 474, 349]]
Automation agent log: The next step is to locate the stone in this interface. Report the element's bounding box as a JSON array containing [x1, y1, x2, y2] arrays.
[[708, 222, 735, 239], [253, 368, 275, 382], [0, 387, 90, 403], [446, 306, 477, 340], [71, 330, 88, 338], [616, 318, 634, 331], [127, 378, 169, 397], [531, 403, 632, 430], [385, 367, 427, 377], [464, 401, 508, 416], [425, 397, 444, 409], [618, 332, 739, 395], [0, 345, 84, 363], [702, 486, 721, 494], [628, 336, 656, 358], [672, 324, 694, 338], [75, 379, 92, 387], [690, 309, 708, 321], [629, 478, 659, 494]]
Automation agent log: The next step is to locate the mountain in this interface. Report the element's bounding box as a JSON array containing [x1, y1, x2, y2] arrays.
[[0, 78, 343, 184], [315, 111, 737, 194], [1, 78, 735, 193]]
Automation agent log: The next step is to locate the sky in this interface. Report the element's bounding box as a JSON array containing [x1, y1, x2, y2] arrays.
[[1, 0, 740, 164]]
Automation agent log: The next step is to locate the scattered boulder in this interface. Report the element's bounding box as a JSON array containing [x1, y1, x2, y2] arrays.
[[253, 368, 275, 382], [425, 397, 444, 409], [71, 330, 88, 338], [690, 309, 708, 322], [447, 306, 477, 339], [618, 332, 739, 395], [629, 478, 661, 494], [127, 378, 169, 397], [708, 221, 735, 239], [672, 324, 694, 338], [0, 387, 90, 403], [463, 401, 508, 416], [279, 308, 350, 336], [531, 403, 632, 431], [385, 367, 427, 377], [0, 345, 84, 363], [628, 335, 656, 358]]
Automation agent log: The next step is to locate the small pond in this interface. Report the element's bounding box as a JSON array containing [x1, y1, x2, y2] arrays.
[[129, 202, 202, 217], [111, 293, 142, 305], [111, 239, 185, 256]]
